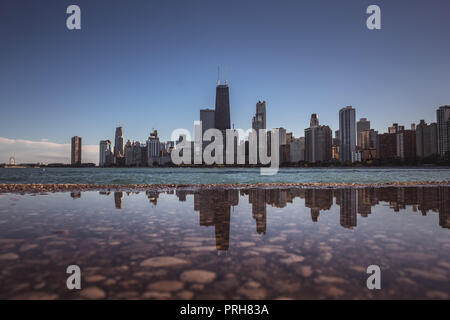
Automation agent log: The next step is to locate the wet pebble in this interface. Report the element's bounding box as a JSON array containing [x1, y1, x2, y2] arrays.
[[148, 280, 184, 292], [180, 270, 216, 284], [80, 287, 106, 299], [140, 256, 189, 268]]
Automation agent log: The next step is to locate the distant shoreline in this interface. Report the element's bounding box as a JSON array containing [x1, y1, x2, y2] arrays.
[[1, 181, 449, 194], [1, 165, 450, 169]]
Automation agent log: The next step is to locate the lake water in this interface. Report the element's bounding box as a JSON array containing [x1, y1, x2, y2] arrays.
[[0, 186, 449, 299], [1, 167, 450, 184]]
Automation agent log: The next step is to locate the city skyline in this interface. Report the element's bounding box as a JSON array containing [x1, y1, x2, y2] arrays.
[[2, 0, 450, 164]]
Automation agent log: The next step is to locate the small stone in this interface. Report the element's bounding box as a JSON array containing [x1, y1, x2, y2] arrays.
[[238, 287, 267, 300], [180, 270, 216, 284], [280, 254, 304, 264], [140, 256, 189, 268], [314, 276, 346, 284], [142, 291, 171, 299], [177, 291, 194, 300], [245, 281, 261, 289], [426, 291, 448, 299], [0, 253, 19, 260], [296, 265, 313, 277], [148, 281, 184, 292], [19, 244, 38, 252], [324, 286, 345, 298], [80, 287, 106, 299], [85, 275, 107, 283]]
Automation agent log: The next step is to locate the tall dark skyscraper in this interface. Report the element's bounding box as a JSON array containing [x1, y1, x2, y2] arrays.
[[114, 126, 124, 159], [214, 74, 231, 131], [436, 105, 450, 156], [71, 136, 82, 165], [339, 106, 356, 163]]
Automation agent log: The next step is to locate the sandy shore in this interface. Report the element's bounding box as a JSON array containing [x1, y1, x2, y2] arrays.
[[0, 181, 449, 193]]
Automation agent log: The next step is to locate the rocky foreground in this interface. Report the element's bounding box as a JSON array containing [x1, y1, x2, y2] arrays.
[[0, 181, 449, 193]]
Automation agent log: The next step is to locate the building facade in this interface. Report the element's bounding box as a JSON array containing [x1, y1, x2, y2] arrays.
[[71, 136, 82, 166], [436, 106, 450, 157], [290, 137, 305, 163], [356, 118, 370, 149], [377, 133, 397, 160], [200, 108, 215, 136], [99, 140, 112, 166], [339, 106, 356, 163], [416, 120, 438, 158], [114, 126, 125, 163], [305, 114, 332, 163]]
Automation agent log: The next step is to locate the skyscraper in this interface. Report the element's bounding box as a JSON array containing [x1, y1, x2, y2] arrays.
[[356, 118, 370, 149], [200, 108, 215, 136], [436, 105, 450, 157], [71, 136, 82, 166], [114, 126, 125, 160], [252, 100, 266, 131], [99, 140, 112, 166], [339, 106, 356, 163], [214, 82, 231, 131], [416, 120, 438, 158], [396, 129, 416, 160], [305, 114, 332, 163], [147, 130, 161, 166]]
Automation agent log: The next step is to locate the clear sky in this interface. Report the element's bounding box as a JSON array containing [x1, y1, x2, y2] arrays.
[[1, 0, 450, 163]]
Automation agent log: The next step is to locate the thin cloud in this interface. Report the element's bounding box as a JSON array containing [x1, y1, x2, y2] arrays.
[[0, 137, 98, 164]]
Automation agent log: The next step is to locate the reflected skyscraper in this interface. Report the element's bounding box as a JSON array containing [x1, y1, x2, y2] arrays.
[[193, 190, 238, 252], [304, 189, 333, 222], [439, 187, 450, 229], [248, 189, 268, 234], [114, 191, 124, 209], [339, 189, 357, 229], [70, 191, 81, 199]]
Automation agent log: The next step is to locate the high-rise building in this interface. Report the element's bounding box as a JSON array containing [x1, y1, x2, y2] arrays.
[[339, 106, 356, 163], [361, 129, 377, 150], [310, 113, 319, 127], [252, 100, 266, 131], [200, 108, 215, 136], [290, 137, 305, 163], [388, 123, 404, 134], [214, 82, 230, 131], [305, 114, 332, 163], [114, 126, 125, 160], [416, 120, 438, 158], [436, 106, 450, 157], [286, 132, 294, 144], [361, 129, 377, 161], [332, 130, 340, 161], [147, 130, 161, 166], [71, 136, 82, 166], [251, 100, 267, 164], [356, 118, 370, 149], [99, 140, 112, 166], [377, 133, 397, 159], [396, 130, 416, 160]]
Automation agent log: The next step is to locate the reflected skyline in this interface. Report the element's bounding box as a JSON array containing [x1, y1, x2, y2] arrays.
[[75, 186, 450, 253], [1, 186, 449, 299]]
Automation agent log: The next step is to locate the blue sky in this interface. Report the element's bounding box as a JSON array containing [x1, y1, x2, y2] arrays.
[[1, 0, 450, 162]]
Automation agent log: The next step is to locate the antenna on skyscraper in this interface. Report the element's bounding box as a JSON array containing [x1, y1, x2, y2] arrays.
[[217, 65, 221, 85], [224, 66, 228, 85]]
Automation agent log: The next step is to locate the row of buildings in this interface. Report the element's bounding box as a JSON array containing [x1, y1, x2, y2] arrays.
[[70, 72, 450, 166], [98, 128, 173, 167], [77, 187, 450, 240]]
